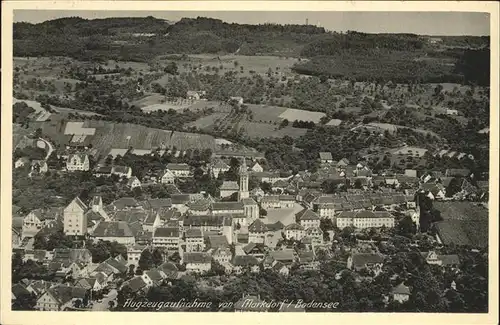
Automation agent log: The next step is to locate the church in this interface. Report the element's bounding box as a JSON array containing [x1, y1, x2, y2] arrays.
[[237, 158, 259, 225]]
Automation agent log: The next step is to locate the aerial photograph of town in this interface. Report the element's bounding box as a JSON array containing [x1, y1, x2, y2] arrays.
[[6, 7, 493, 315]]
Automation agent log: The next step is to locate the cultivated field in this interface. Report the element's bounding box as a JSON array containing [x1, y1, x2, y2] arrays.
[[433, 202, 488, 248], [243, 122, 308, 139], [158, 54, 300, 78], [187, 113, 229, 129], [278, 108, 326, 123], [246, 104, 288, 123]]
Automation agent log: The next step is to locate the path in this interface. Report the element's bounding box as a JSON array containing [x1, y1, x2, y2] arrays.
[[91, 289, 117, 311]]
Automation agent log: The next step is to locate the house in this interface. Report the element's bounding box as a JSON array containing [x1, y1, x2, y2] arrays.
[[211, 160, 230, 178], [267, 249, 296, 265], [66, 153, 90, 172], [296, 209, 320, 229], [232, 255, 260, 274], [15, 157, 30, 169], [30, 160, 49, 175], [125, 244, 145, 266], [75, 277, 104, 292], [187, 199, 212, 216], [152, 227, 180, 250], [272, 261, 290, 276], [229, 96, 244, 105], [166, 163, 191, 177], [109, 197, 140, 210], [63, 197, 88, 236], [91, 221, 136, 245], [319, 152, 333, 163], [421, 184, 446, 200], [159, 261, 179, 280], [279, 195, 295, 208], [185, 228, 205, 252], [187, 90, 201, 100], [445, 168, 470, 178], [260, 195, 280, 209], [392, 283, 411, 303], [251, 162, 264, 173], [242, 242, 267, 260], [127, 176, 142, 189], [248, 219, 268, 244], [210, 247, 232, 265], [446, 109, 459, 115], [305, 227, 323, 245], [347, 253, 385, 275], [35, 285, 88, 311], [421, 251, 460, 267], [183, 252, 212, 273], [122, 276, 149, 294], [112, 165, 133, 179], [160, 169, 176, 184], [284, 223, 305, 241], [183, 215, 231, 233], [220, 181, 239, 198], [22, 207, 63, 238], [271, 180, 289, 193], [337, 158, 350, 168]]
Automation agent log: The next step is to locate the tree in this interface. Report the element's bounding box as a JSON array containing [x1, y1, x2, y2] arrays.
[[138, 249, 154, 271], [152, 248, 164, 267], [445, 177, 462, 198], [396, 215, 417, 238]]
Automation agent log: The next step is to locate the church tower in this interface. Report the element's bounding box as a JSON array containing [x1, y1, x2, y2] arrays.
[[238, 158, 249, 200]]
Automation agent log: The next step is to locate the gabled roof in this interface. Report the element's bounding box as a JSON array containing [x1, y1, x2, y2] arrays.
[[392, 283, 410, 295], [183, 252, 211, 264], [232, 255, 259, 266], [68, 197, 88, 212], [319, 152, 333, 160], [92, 221, 134, 237], [166, 163, 190, 171], [212, 160, 230, 169], [243, 242, 267, 254], [220, 181, 239, 191], [248, 219, 268, 233], [296, 209, 319, 221], [154, 227, 179, 238], [211, 201, 244, 211], [124, 276, 148, 293], [185, 228, 203, 238], [350, 253, 385, 268], [266, 221, 285, 231], [269, 249, 295, 262], [111, 197, 139, 209], [45, 284, 87, 305], [284, 223, 304, 231], [12, 284, 31, 299], [208, 235, 229, 249], [144, 198, 172, 210]]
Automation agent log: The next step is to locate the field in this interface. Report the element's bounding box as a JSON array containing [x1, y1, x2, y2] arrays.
[[13, 124, 32, 148], [433, 202, 488, 248], [34, 117, 218, 157], [243, 123, 308, 139], [158, 54, 300, 78], [246, 104, 288, 123], [278, 108, 326, 123], [187, 113, 229, 129]]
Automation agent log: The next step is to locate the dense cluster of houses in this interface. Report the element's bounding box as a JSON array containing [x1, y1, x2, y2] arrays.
[[12, 148, 486, 311]]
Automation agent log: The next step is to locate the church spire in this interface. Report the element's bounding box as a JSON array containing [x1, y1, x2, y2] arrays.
[[239, 157, 248, 174]]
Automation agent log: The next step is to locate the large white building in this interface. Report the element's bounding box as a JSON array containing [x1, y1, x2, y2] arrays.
[[66, 154, 90, 172], [63, 197, 88, 236], [336, 210, 395, 229]]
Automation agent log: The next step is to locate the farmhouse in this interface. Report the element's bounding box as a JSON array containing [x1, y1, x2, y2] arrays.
[[392, 283, 411, 303], [229, 96, 244, 105], [166, 163, 191, 177], [220, 181, 240, 198], [91, 221, 135, 245], [251, 161, 264, 173], [183, 252, 212, 273], [319, 152, 333, 163], [211, 160, 230, 178], [66, 154, 90, 172], [127, 176, 142, 189], [160, 169, 176, 184]]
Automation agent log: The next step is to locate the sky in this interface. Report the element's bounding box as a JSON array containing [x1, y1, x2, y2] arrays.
[[13, 10, 490, 36]]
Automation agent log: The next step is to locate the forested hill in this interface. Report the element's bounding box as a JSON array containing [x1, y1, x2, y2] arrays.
[[13, 16, 490, 85]]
